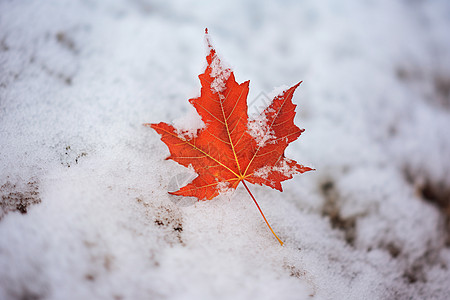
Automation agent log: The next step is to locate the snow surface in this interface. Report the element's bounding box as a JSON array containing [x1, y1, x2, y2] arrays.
[[209, 53, 231, 95], [1, 0, 450, 299]]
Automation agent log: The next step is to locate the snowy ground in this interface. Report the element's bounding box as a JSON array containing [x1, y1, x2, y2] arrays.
[[1, 1, 450, 299]]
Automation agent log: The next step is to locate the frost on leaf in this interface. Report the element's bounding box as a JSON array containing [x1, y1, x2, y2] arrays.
[[217, 181, 234, 197], [248, 111, 276, 148], [254, 159, 299, 180], [248, 118, 276, 148], [209, 55, 231, 95]]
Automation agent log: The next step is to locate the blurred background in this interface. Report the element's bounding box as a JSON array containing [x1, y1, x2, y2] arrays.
[[1, 1, 450, 299]]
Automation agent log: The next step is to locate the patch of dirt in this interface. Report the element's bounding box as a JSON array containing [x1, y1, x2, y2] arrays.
[[60, 145, 88, 168], [0, 179, 40, 220], [82, 237, 116, 283], [320, 180, 356, 246], [385, 242, 402, 259], [401, 242, 447, 286], [398, 168, 450, 286], [403, 263, 426, 284], [40, 63, 73, 86], [0, 37, 9, 52], [404, 168, 450, 246], [433, 74, 450, 109], [283, 263, 316, 297], [12, 289, 45, 300], [55, 31, 78, 54], [396, 65, 450, 111], [136, 198, 184, 246]]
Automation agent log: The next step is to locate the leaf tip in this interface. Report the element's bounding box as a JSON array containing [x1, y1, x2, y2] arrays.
[[300, 165, 315, 173], [293, 81, 303, 90], [204, 29, 216, 63], [143, 123, 156, 129]]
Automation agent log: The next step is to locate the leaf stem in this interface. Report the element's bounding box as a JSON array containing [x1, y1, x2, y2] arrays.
[[242, 181, 284, 246]]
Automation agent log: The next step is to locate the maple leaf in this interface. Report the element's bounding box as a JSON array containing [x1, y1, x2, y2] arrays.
[[145, 29, 313, 245]]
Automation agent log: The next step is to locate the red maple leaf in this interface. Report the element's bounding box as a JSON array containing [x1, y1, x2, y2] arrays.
[[145, 29, 313, 245]]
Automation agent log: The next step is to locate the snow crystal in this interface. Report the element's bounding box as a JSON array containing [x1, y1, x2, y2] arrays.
[[247, 114, 276, 148], [216, 181, 234, 197], [209, 54, 231, 94], [273, 159, 297, 177], [247, 86, 293, 148], [268, 85, 290, 100], [253, 165, 271, 180], [254, 159, 297, 179]]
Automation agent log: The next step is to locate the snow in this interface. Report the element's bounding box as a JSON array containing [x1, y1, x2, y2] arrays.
[[172, 106, 205, 139], [209, 54, 231, 95], [216, 181, 234, 198], [247, 113, 275, 148], [268, 85, 290, 100], [248, 85, 291, 148], [254, 159, 298, 180], [1, 0, 450, 300]]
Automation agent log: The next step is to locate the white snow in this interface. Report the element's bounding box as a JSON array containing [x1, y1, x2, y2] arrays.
[[216, 181, 234, 198], [248, 85, 290, 148], [254, 159, 298, 180], [209, 54, 231, 95], [268, 85, 290, 100], [1, 1, 450, 300], [247, 114, 276, 148], [172, 106, 205, 139]]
